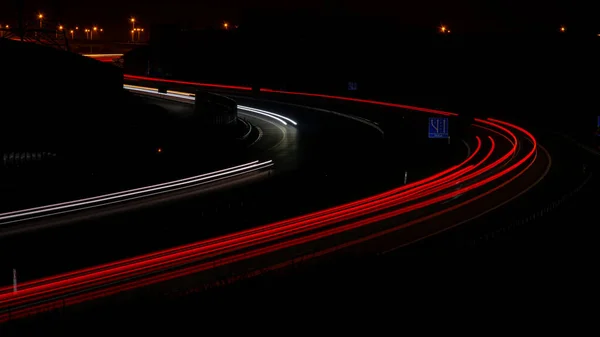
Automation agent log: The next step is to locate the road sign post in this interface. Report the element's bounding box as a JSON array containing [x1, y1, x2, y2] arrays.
[[428, 117, 449, 139], [13, 269, 17, 293], [404, 171, 408, 184]]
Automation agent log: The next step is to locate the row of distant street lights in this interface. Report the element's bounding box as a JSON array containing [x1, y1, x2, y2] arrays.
[[129, 18, 145, 42], [439, 24, 570, 34], [35, 13, 104, 40]]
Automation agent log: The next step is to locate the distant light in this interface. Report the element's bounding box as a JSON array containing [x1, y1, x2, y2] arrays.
[[58, 25, 63, 30], [141, 28, 144, 32], [440, 25, 447, 33], [560, 26, 566, 32], [38, 14, 43, 19], [100, 28, 103, 32], [75, 26, 79, 30], [223, 22, 229, 29], [5, 25, 8, 29], [70, 30, 73, 33], [157, 148, 162, 153], [131, 18, 135, 23]]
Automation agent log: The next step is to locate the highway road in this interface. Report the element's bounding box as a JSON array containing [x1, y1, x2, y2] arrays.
[[0, 75, 551, 323], [128, 87, 301, 172]]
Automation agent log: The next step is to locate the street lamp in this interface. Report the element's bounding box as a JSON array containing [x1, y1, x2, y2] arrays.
[[223, 22, 229, 30], [560, 26, 566, 33], [91, 26, 97, 40], [130, 17, 135, 30], [38, 13, 43, 27], [85, 28, 90, 40], [57, 24, 63, 38], [70, 29, 74, 39], [131, 29, 135, 41], [440, 25, 447, 33]]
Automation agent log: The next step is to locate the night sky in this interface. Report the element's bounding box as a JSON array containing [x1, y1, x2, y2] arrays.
[[1, 0, 598, 40]]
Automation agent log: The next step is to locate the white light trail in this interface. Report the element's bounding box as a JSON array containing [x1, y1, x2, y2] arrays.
[[123, 85, 298, 126], [0, 160, 273, 224]]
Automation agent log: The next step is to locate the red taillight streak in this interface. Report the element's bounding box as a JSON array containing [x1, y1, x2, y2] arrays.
[[1, 135, 503, 307], [473, 123, 519, 165], [0, 75, 535, 319], [0, 136, 482, 295], [1, 122, 516, 306], [259, 88, 458, 116], [473, 124, 515, 146], [0, 132, 536, 323], [0, 163, 481, 306], [124, 75, 253, 91], [475, 118, 518, 145], [121, 74, 456, 116]]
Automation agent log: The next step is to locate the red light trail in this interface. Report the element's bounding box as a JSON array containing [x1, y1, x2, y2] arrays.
[[0, 76, 543, 323]]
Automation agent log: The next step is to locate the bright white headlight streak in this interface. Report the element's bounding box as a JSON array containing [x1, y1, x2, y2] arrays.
[[0, 160, 272, 223], [237, 106, 288, 125], [237, 105, 297, 126], [0, 161, 259, 217], [123, 85, 297, 126]]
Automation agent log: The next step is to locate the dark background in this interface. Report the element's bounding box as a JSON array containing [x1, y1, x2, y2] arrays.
[[1, 0, 598, 40]]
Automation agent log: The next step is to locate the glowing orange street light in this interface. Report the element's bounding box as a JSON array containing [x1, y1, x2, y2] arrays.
[[58, 25, 63, 30], [560, 26, 566, 32], [75, 26, 79, 30], [70, 29, 74, 39], [100, 28, 103, 32], [38, 13, 43, 31], [223, 22, 229, 30]]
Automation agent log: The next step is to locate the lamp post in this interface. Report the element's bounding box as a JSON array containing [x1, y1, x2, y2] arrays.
[[36, 13, 43, 37]]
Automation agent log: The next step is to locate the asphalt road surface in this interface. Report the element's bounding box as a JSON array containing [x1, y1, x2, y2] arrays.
[[0, 84, 551, 325]]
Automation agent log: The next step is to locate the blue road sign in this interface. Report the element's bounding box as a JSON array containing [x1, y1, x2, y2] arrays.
[[348, 82, 358, 91], [428, 117, 449, 138]]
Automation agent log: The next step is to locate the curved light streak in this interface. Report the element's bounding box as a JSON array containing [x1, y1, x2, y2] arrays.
[[0, 160, 272, 225], [123, 85, 296, 126], [0, 76, 541, 323]]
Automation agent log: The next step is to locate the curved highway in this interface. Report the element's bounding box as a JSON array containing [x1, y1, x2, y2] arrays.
[[0, 76, 550, 323]]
